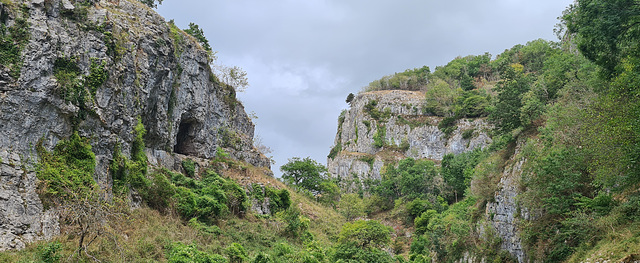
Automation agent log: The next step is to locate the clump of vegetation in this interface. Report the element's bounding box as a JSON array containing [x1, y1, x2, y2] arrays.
[[327, 142, 341, 160], [218, 127, 243, 150], [363, 100, 392, 121], [372, 124, 386, 148], [139, 0, 163, 9], [0, 2, 29, 79], [184, 22, 212, 53], [181, 159, 196, 177], [36, 131, 96, 207], [363, 66, 430, 92], [437, 116, 457, 138], [111, 118, 149, 196]]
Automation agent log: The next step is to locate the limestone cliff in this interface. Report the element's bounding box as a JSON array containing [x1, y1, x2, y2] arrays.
[[0, 0, 269, 250], [483, 138, 529, 263], [327, 90, 492, 188]]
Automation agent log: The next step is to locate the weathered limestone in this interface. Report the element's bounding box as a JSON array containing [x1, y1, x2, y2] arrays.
[[327, 90, 492, 184], [0, 0, 268, 250]]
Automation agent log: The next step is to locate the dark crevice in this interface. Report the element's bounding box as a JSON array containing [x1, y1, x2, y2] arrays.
[[174, 120, 196, 155]]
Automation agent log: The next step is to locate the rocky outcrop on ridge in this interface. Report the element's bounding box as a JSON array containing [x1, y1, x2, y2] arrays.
[[0, 0, 269, 250], [327, 90, 492, 187]]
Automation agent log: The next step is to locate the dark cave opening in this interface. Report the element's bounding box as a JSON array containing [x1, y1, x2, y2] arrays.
[[174, 120, 196, 155]]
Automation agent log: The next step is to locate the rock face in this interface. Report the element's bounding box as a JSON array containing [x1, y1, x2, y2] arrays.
[[0, 0, 269, 251], [327, 90, 492, 187], [484, 138, 529, 263]]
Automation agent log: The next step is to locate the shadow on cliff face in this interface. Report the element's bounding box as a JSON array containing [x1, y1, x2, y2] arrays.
[[174, 119, 197, 155]]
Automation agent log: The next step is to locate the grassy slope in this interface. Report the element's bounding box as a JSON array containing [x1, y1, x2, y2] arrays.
[[0, 162, 347, 262]]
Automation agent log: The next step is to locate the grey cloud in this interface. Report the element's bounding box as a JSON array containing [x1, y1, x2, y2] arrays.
[[158, 0, 573, 176]]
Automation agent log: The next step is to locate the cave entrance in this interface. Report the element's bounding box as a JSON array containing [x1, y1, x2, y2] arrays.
[[174, 120, 196, 155]]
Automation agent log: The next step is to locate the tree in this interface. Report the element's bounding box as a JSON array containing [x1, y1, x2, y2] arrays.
[[215, 65, 249, 92], [338, 219, 392, 249], [564, 0, 640, 77], [183, 23, 211, 52], [139, 0, 163, 8], [371, 158, 439, 201], [280, 157, 327, 194], [489, 63, 532, 133], [338, 193, 366, 220], [346, 93, 355, 105]]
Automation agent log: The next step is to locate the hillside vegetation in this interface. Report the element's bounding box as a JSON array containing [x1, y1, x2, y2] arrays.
[[1, 0, 640, 262]]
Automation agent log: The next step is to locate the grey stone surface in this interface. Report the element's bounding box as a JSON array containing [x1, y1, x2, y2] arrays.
[[327, 90, 492, 184], [485, 138, 529, 263], [0, 0, 269, 250]]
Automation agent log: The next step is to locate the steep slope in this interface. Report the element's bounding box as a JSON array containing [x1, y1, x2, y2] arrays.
[[327, 90, 491, 188], [0, 0, 268, 250]]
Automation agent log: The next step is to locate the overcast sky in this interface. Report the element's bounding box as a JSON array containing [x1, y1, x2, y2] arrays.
[[157, 0, 574, 177]]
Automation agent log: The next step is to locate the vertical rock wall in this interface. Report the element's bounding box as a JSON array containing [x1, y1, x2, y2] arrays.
[[327, 90, 492, 187], [0, 0, 269, 250]]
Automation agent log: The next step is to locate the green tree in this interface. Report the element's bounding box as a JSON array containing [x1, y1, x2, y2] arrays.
[[489, 63, 532, 133], [139, 0, 163, 8], [338, 220, 392, 249], [346, 93, 355, 105], [184, 22, 212, 52], [441, 150, 485, 203], [337, 193, 366, 220], [564, 0, 640, 77], [280, 157, 327, 194], [371, 158, 439, 201]]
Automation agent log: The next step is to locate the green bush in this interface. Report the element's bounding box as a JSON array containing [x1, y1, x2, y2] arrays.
[[225, 243, 248, 263], [461, 129, 474, 140], [338, 193, 365, 220], [266, 187, 291, 213], [414, 210, 437, 235], [332, 219, 394, 262], [86, 58, 107, 97], [338, 220, 391, 249], [145, 171, 176, 213], [36, 242, 62, 263], [372, 124, 386, 148], [0, 3, 29, 79], [327, 142, 341, 160], [182, 159, 196, 177], [167, 242, 227, 263], [36, 131, 97, 205], [279, 207, 310, 238], [110, 119, 150, 196], [438, 116, 458, 138]]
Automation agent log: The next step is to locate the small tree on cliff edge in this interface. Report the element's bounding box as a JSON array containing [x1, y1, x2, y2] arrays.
[[139, 0, 163, 8]]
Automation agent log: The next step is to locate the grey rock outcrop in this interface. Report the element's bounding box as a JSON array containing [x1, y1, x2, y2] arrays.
[[0, 0, 269, 250], [327, 90, 492, 186], [485, 138, 529, 263]]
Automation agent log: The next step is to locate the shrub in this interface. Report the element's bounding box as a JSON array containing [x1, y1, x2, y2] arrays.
[[279, 207, 309, 238], [338, 193, 366, 220], [36, 242, 62, 263], [266, 187, 291, 213], [36, 131, 96, 205], [414, 210, 437, 235], [338, 219, 392, 249], [145, 171, 176, 213], [327, 142, 341, 160], [167, 242, 226, 263], [373, 124, 386, 148], [182, 159, 196, 177], [438, 116, 458, 138], [461, 129, 474, 140], [0, 3, 30, 79], [225, 243, 248, 263]]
